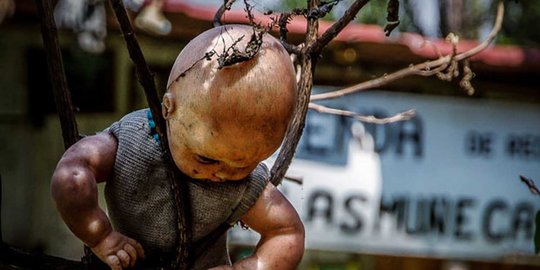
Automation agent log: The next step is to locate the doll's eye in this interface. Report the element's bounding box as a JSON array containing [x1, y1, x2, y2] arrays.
[[195, 155, 219, 164]]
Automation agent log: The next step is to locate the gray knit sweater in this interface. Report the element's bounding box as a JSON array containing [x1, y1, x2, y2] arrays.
[[104, 109, 269, 269]]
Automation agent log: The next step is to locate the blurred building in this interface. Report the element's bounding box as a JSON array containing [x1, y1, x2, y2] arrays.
[[1, 0, 539, 269]]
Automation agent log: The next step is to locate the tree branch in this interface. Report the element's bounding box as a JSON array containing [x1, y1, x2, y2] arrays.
[[284, 175, 304, 185], [108, 0, 192, 268], [310, 0, 371, 54], [242, 0, 256, 26], [520, 175, 540, 196], [459, 60, 475, 96], [213, 0, 236, 27], [309, 103, 415, 124], [276, 12, 303, 54], [34, 0, 80, 149], [109, 0, 165, 139], [270, 0, 320, 186], [307, 1, 339, 20], [310, 0, 504, 101], [384, 0, 400, 36]]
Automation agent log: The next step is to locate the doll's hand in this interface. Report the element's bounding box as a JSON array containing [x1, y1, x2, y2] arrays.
[[91, 230, 145, 270]]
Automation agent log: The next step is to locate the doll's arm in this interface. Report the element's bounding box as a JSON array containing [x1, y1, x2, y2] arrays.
[[51, 133, 144, 269], [214, 183, 305, 270]]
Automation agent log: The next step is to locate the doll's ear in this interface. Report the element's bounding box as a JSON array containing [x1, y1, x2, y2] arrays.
[[162, 93, 175, 120]]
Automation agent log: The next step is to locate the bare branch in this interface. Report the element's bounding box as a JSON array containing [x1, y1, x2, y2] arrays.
[[277, 12, 292, 40], [310, 0, 371, 54], [384, 0, 400, 36], [284, 175, 304, 185], [243, 0, 256, 25], [276, 12, 303, 54], [281, 41, 304, 55], [213, 0, 236, 27], [520, 175, 540, 196], [216, 27, 264, 68], [308, 1, 340, 20], [109, 0, 193, 268], [309, 103, 415, 124], [453, 0, 504, 60], [459, 60, 475, 96], [270, 0, 320, 186], [310, 0, 505, 101], [434, 33, 459, 81], [34, 0, 80, 149], [274, 0, 339, 55]]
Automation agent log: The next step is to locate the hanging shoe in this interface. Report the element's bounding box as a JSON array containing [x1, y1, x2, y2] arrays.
[[54, 0, 86, 30], [77, 1, 107, 54], [78, 31, 105, 54], [123, 0, 145, 12], [135, 3, 171, 35]]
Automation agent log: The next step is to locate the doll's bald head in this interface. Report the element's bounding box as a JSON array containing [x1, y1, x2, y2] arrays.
[[162, 25, 297, 182]]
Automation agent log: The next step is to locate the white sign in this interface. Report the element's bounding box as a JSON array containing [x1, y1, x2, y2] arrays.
[[229, 90, 540, 259]]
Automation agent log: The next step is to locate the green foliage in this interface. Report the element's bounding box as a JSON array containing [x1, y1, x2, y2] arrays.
[[280, 0, 387, 22], [353, 0, 387, 25], [276, 0, 540, 46], [281, 0, 307, 10], [498, 1, 540, 46]]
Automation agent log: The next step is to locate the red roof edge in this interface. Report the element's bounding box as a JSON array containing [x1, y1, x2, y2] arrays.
[[163, 0, 540, 69]]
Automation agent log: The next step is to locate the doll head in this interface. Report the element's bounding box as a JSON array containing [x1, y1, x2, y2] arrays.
[[162, 25, 297, 182]]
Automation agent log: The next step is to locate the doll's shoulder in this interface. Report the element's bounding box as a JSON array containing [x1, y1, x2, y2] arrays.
[[105, 109, 150, 135]]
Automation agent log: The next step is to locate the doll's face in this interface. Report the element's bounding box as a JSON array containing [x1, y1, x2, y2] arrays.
[[165, 111, 277, 182], [161, 24, 297, 182]]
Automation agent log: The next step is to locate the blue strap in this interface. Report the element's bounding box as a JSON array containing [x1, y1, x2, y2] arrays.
[[146, 109, 161, 145]]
